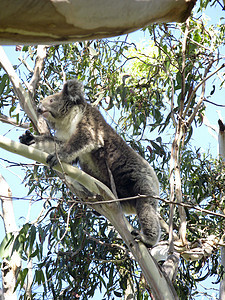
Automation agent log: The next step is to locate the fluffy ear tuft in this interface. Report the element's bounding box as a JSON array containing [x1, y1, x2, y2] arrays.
[[62, 79, 85, 104]]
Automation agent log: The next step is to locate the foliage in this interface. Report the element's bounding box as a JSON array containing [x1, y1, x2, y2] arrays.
[[1, 2, 225, 299]]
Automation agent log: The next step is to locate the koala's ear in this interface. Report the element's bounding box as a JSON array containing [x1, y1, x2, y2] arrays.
[[62, 79, 85, 104]]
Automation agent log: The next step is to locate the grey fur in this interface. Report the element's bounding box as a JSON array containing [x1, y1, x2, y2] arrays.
[[20, 79, 160, 246]]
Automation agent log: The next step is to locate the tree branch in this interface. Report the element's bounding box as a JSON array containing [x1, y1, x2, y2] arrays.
[[218, 120, 225, 300], [180, 18, 190, 116], [0, 46, 38, 130], [0, 113, 30, 129], [0, 46, 49, 134], [28, 46, 48, 98], [184, 63, 225, 123], [0, 0, 196, 44], [204, 99, 225, 108], [0, 174, 21, 299]]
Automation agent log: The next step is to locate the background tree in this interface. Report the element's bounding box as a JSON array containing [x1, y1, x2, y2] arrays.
[[0, 1, 225, 299]]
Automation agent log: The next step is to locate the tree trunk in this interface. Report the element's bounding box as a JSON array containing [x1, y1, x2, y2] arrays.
[[218, 119, 225, 300], [0, 174, 21, 300], [0, 0, 196, 45]]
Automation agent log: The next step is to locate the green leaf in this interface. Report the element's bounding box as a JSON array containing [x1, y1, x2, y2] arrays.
[[28, 225, 36, 257], [0, 233, 13, 258], [0, 74, 8, 95], [15, 268, 28, 291], [35, 269, 45, 285], [108, 264, 114, 288], [150, 141, 164, 156]]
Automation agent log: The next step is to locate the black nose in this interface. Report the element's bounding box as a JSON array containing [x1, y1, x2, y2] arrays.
[[37, 104, 43, 114]]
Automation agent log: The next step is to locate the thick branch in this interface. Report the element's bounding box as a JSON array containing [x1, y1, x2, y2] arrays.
[[0, 174, 21, 300], [168, 150, 175, 253], [171, 128, 187, 246], [0, 175, 17, 234], [218, 119, 225, 300], [218, 119, 225, 160], [28, 46, 48, 98], [220, 234, 225, 300], [0, 135, 114, 197], [0, 0, 196, 45], [180, 18, 190, 116]]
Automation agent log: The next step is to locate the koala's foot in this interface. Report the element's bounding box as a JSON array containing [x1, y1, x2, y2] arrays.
[[46, 153, 59, 167], [19, 130, 35, 145], [135, 200, 161, 247]]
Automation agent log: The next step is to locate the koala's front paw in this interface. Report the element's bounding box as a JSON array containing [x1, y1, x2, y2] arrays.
[[19, 130, 35, 145], [46, 153, 59, 167]]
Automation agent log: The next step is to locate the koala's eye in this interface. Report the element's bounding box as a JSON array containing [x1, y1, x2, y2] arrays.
[[49, 98, 54, 103]]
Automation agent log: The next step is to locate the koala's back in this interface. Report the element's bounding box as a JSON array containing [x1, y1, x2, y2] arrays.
[[104, 133, 159, 212], [76, 104, 159, 213]]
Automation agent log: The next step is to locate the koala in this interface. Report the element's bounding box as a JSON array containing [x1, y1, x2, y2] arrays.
[[20, 79, 160, 247]]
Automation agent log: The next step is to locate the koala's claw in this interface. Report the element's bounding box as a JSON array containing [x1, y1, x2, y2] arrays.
[[46, 153, 58, 167], [19, 130, 35, 145], [131, 229, 142, 241], [131, 229, 152, 248]]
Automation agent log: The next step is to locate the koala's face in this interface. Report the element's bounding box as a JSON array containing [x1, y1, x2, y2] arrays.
[[38, 80, 85, 125], [38, 92, 67, 123]]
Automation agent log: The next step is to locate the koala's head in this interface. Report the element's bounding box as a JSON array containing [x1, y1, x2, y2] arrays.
[[38, 79, 85, 124]]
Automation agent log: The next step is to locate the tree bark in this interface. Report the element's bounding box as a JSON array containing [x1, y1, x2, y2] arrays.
[[218, 119, 225, 300], [0, 174, 21, 300], [0, 0, 196, 45]]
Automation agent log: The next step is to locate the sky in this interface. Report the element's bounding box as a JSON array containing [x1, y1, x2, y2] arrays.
[[0, 2, 225, 299]]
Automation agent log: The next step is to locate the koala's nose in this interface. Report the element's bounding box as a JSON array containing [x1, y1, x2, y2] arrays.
[[37, 103, 43, 114]]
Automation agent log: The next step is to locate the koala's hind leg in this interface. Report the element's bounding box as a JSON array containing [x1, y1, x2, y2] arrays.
[[133, 198, 160, 247]]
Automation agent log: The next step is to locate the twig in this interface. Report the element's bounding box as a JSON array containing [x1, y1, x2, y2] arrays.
[[84, 230, 127, 252], [0, 113, 30, 129], [204, 99, 225, 107], [1, 191, 224, 220], [162, 66, 176, 127], [1, 187, 225, 220], [32, 206, 57, 225], [153, 27, 179, 71], [184, 63, 225, 121], [18, 57, 34, 74], [82, 194, 225, 219], [61, 64, 66, 83], [55, 203, 76, 247]]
